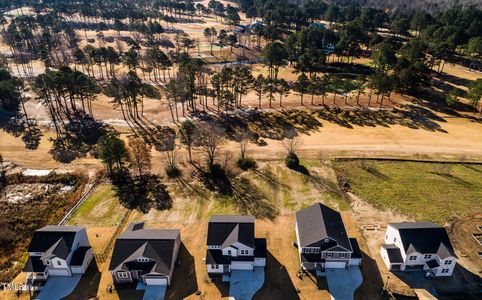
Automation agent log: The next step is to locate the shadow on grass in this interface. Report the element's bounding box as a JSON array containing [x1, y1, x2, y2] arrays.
[[430, 172, 474, 187], [165, 243, 198, 299], [253, 251, 300, 300], [231, 177, 279, 220]]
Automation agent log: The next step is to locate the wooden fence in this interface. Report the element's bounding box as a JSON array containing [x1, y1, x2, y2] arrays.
[[93, 209, 132, 263]]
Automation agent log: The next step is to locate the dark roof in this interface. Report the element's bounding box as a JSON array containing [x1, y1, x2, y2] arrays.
[[70, 246, 91, 266], [207, 215, 255, 248], [426, 259, 440, 269], [382, 244, 404, 264], [23, 256, 47, 273], [295, 203, 352, 251], [41, 238, 70, 260], [349, 238, 362, 259], [109, 222, 180, 276], [205, 249, 254, 265], [254, 238, 267, 258], [389, 222, 456, 259], [28, 225, 83, 254]]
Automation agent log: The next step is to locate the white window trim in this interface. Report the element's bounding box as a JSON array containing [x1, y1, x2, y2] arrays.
[[118, 272, 129, 279], [45, 260, 51, 265]]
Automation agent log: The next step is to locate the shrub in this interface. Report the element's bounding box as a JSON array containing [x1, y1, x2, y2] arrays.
[[285, 152, 300, 170], [165, 165, 181, 179], [236, 157, 257, 171]]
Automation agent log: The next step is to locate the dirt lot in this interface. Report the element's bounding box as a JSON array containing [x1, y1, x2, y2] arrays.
[[448, 215, 482, 276]]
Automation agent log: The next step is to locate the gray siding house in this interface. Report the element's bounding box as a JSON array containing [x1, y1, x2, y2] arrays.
[[295, 203, 361, 270], [109, 222, 181, 286]]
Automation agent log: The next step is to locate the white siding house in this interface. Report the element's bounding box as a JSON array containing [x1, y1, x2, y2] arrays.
[[380, 222, 457, 277]]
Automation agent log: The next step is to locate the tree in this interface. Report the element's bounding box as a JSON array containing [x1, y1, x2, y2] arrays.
[[294, 73, 309, 106], [263, 42, 288, 79], [467, 79, 482, 112], [253, 74, 266, 109], [97, 134, 129, 175], [196, 122, 225, 169], [128, 136, 152, 177], [283, 129, 301, 170], [179, 120, 198, 162], [445, 89, 461, 108]]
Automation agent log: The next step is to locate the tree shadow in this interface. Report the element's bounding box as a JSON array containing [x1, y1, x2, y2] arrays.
[[63, 260, 101, 300], [391, 264, 482, 298], [113, 283, 144, 300], [252, 169, 289, 190], [429, 172, 474, 187], [253, 251, 300, 300], [0, 111, 42, 150], [230, 177, 279, 220], [165, 244, 198, 299], [210, 276, 230, 297]]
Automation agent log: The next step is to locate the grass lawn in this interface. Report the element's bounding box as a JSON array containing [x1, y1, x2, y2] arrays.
[[68, 183, 127, 226], [333, 160, 482, 224]]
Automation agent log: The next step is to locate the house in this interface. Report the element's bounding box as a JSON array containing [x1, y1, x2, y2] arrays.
[[295, 203, 361, 270], [109, 222, 181, 286], [205, 215, 267, 275], [23, 225, 93, 283], [380, 222, 457, 277]]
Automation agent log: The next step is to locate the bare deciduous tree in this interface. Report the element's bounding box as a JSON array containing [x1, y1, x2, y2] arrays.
[[197, 122, 225, 169], [128, 136, 152, 177], [236, 129, 252, 161], [282, 129, 301, 155]]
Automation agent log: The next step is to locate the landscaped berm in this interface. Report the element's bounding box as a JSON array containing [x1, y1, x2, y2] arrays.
[[0, 0, 481, 299]]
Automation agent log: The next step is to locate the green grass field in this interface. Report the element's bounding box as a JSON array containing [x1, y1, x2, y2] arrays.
[[68, 183, 127, 226], [333, 160, 482, 224]]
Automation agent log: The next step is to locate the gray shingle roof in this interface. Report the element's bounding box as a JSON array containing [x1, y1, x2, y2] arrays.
[[28, 225, 83, 253], [40, 238, 70, 260], [295, 203, 352, 251], [70, 246, 91, 266], [389, 222, 456, 259], [109, 222, 180, 277], [382, 244, 403, 263], [23, 256, 47, 273], [207, 215, 255, 248]]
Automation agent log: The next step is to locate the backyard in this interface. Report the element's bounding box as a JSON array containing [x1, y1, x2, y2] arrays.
[[333, 160, 482, 224]]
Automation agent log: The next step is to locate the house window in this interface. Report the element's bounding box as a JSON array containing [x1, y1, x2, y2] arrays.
[[44, 260, 51, 265], [409, 255, 417, 261], [314, 248, 320, 254], [227, 250, 232, 255], [57, 261, 62, 266], [324, 238, 329, 242], [240, 250, 248, 255], [441, 269, 449, 274], [423, 254, 431, 259], [444, 260, 452, 265], [138, 258, 149, 262], [326, 252, 333, 258], [340, 253, 348, 258], [118, 272, 129, 279], [212, 264, 219, 269], [393, 237, 397, 243], [385, 235, 388, 240]]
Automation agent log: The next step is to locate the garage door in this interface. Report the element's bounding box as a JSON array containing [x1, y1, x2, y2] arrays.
[[145, 278, 167, 285], [325, 261, 346, 269], [231, 261, 253, 270], [48, 269, 70, 276]]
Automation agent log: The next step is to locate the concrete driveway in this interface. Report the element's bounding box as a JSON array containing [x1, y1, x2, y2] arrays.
[[136, 282, 166, 300], [34, 275, 82, 300], [325, 267, 363, 300], [229, 267, 265, 300]]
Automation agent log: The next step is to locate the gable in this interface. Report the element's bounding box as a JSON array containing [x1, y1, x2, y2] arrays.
[[207, 216, 255, 248]]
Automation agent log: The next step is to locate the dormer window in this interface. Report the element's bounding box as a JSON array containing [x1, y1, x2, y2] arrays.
[[444, 260, 452, 265], [57, 261, 62, 266], [423, 254, 431, 259], [45, 260, 51, 265], [118, 272, 129, 278], [227, 250, 232, 255], [324, 238, 329, 242], [137, 258, 149, 262], [409, 255, 417, 261]]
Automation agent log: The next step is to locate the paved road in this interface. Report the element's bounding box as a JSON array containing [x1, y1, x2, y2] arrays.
[[229, 267, 265, 300], [34, 275, 82, 300], [325, 267, 363, 300]]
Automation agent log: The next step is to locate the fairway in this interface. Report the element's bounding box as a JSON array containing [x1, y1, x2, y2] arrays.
[[68, 183, 127, 226], [333, 160, 482, 224]]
